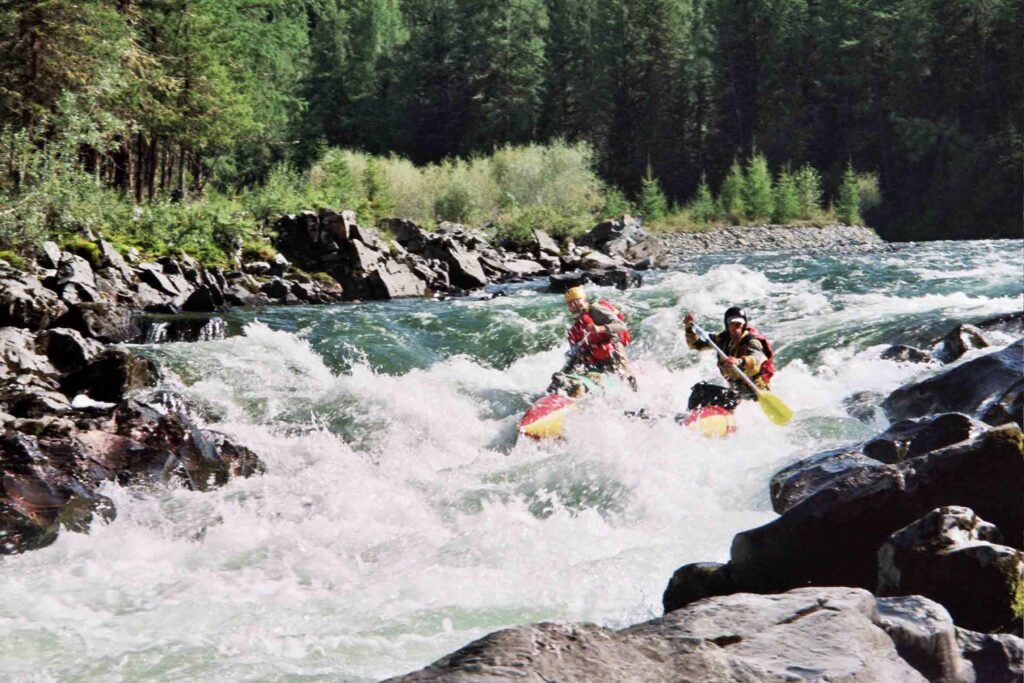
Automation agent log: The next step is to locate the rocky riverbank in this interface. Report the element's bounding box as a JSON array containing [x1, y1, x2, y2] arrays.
[[388, 315, 1024, 682], [660, 223, 886, 259]]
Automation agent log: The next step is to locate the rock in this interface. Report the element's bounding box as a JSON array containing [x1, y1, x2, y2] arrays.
[[55, 252, 97, 290], [157, 256, 183, 276], [548, 271, 588, 293], [0, 376, 71, 417], [34, 328, 104, 374], [957, 629, 1024, 682], [321, 209, 358, 246], [934, 323, 990, 363], [862, 412, 989, 464], [728, 425, 1023, 595], [387, 587, 928, 682], [882, 340, 1024, 423], [974, 311, 1024, 338], [55, 302, 140, 343], [138, 265, 181, 297], [769, 448, 887, 514], [0, 431, 116, 554], [0, 328, 58, 381], [980, 379, 1024, 428], [0, 262, 68, 330], [578, 248, 619, 270], [60, 347, 159, 403], [270, 252, 290, 276], [242, 261, 272, 276], [182, 284, 226, 312], [499, 258, 546, 277], [662, 562, 735, 613], [426, 239, 487, 289], [260, 278, 291, 301], [97, 240, 133, 281], [366, 261, 429, 299], [880, 345, 934, 363], [577, 214, 644, 250], [843, 390, 887, 423], [531, 228, 561, 256], [877, 506, 1022, 633], [39, 241, 63, 270], [874, 596, 974, 682], [382, 218, 432, 253]]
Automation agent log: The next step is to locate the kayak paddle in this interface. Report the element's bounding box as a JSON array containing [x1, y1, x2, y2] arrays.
[[690, 322, 793, 426]]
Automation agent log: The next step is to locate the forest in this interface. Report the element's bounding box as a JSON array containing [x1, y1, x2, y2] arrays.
[[1, 0, 1020, 263]]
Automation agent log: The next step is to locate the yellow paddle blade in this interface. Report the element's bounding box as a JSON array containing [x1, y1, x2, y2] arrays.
[[756, 390, 793, 426]]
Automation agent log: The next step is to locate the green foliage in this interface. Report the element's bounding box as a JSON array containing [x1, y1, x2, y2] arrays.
[[241, 242, 277, 262], [772, 167, 801, 223], [638, 167, 669, 221], [60, 236, 103, 269], [687, 174, 717, 223], [496, 204, 590, 247], [794, 164, 823, 219], [362, 158, 395, 223], [0, 250, 27, 270], [719, 160, 746, 223], [601, 186, 634, 217], [744, 153, 774, 222], [836, 161, 861, 225], [857, 172, 882, 214]]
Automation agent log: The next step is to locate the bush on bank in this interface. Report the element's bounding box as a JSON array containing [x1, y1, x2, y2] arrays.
[[0, 135, 870, 267]]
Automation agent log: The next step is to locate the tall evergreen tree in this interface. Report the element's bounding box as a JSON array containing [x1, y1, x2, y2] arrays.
[[719, 159, 746, 222], [836, 161, 860, 225], [743, 152, 773, 222]]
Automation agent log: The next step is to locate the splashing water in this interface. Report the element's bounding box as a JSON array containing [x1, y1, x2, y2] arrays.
[[0, 240, 1020, 681]]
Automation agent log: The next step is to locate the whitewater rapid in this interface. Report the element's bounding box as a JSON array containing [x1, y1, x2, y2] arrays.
[[0, 240, 1020, 681]]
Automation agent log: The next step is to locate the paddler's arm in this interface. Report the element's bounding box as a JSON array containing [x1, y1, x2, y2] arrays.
[[734, 338, 766, 378], [588, 305, 626, 336], [683, 312, 712, 351]]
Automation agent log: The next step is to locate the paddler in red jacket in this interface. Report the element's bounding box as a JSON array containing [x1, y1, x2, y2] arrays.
[[555, 286, 637, 391], [683, 306, 775, 400]]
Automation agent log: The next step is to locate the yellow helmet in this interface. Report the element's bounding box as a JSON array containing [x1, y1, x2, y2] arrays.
[[564, 286, 586, 303]]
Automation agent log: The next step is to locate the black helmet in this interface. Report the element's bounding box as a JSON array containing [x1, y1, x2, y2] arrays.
[[724, 306, 747, 327]]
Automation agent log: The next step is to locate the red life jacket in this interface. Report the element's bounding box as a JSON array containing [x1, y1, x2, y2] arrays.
[[744, 325, 775, 385], [567, 299, 631, 363]]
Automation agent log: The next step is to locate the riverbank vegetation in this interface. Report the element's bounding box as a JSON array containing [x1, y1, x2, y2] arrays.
[[1, 0, 1019, 264]]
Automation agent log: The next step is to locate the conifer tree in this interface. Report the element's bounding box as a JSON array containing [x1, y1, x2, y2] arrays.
[[836, 161, 861, 225], [688, 172, 716, 222], [772, 166, 800, 223], [744, 152, 773, 222], [719, 159, 746, 223], [794, 163, 822, 219], [638, 165, 668, 221]]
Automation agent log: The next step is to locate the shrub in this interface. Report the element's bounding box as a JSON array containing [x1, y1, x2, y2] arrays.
[[857, 171, 882, 214], [719, 160, 746, 223], [744, 152, 774, 222], [0, 250, 27, 269], [61, 235, 103, 268], [241, 241, 277, 262], [601, 186, 634, 217]]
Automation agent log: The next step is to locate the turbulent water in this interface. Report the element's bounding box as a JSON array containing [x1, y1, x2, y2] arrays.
[[1, 239, 1021, 682]]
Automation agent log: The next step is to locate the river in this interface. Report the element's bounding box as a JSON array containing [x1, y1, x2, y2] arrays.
[[0, 239, 1020, 681]]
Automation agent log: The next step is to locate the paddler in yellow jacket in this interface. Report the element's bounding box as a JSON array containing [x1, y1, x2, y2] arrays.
[[552, 286, 637, 391], [683, 306, 776, 400]]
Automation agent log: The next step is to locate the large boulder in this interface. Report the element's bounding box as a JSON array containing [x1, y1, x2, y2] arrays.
[[768, 447, 887, 514], [0, 430, 116, 554], [662, 562, 735, 613], [388, 588, 933, 682], [0, 328, 58, 381], [55, 302, 140, 343], [934, 323, 990, 363], [875, 596, 975, 682], [957, 629, 1024, 682], [0, 263, 68, 330], [862, 412, 989, 464], [60, 347, 159, 403], [728, 425, 1023, 594], [877, 506, 1023, 633], [34, 328, 104, 374], [366, 261, 429, 299], [425, 238, 487, 289], [882, 340, 1023, 422]]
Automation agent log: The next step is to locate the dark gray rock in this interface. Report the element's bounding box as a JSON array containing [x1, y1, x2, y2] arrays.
[[0, 376, 71, 418], [260, 278, 291, 301], [769, 448, 887, 514], [877, 506, 1022, 633], [55, 302, 140, 343], [138, 266, 181, 297], [426, 238, 487, 289], [366, 261, 429, 299], [862, 413, 989, 464], [934, 324, 990, 363], [34, 328, 104, 374], [270, 252, 290, 277], [883, 340, 1024, 423], [531, 228, 560, 256], [880, 345, 935, 364], [974, 311, 1024, 338], [0, 263, 68, 329], [382, 218, 431, 253], [0, 328, 58, 380], [242, 261, 272, 276], [728, 425, 1023, 594], [875, 596, 974, 682], [957, 629, 1024, 683], [843, 390, 886, 423], [60, 347, 158, 403], [182, 284, 226, 312], [388, 587, 928, 682], [157, 256, 182, 276], [980, 378, 1024, 428], [662, 562, 735, 613], [98, 240, 133, 281], [39, 241, 63, 270]]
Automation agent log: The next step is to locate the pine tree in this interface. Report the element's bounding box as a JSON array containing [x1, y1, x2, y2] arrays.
[[743, 152, 773, 222], [362, 158, 394, 221], [772, 166, 800, 223], [687, 172, 716, 222], [836, 161, 861, 225], [719, 159, 746, 223], [794, 163, 822, 219], [638, 165, 668, 220]]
